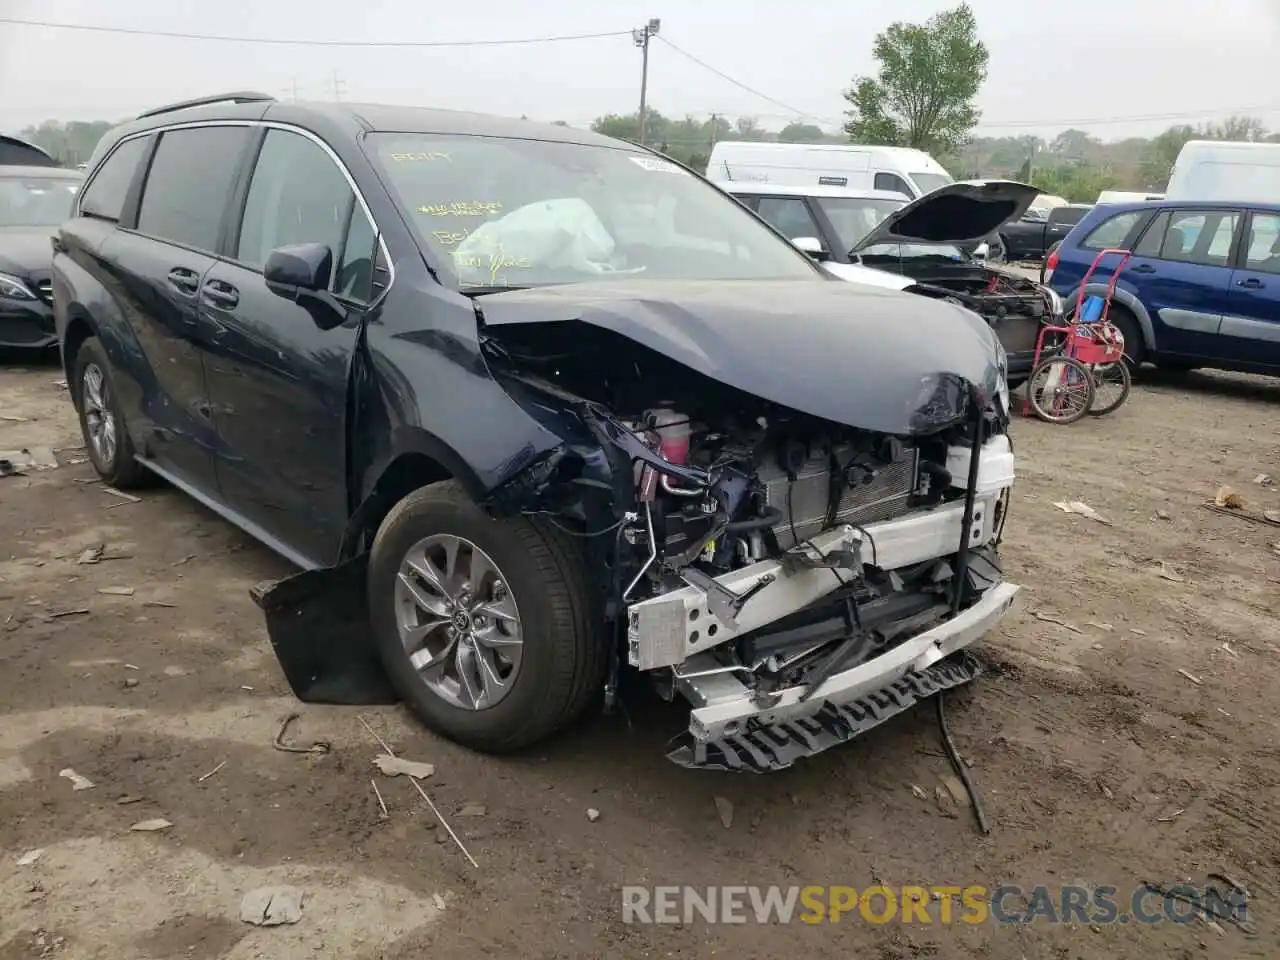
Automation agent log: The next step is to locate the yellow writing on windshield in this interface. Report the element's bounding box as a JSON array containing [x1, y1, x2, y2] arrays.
[[390, 152, 452, 163], [451, 244, 531, 284], [433, 229, 471, 246], [418, 201, 502, 217]]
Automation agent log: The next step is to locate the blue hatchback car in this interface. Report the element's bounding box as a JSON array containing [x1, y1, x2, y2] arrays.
[[1046, 200, 1280, 374]]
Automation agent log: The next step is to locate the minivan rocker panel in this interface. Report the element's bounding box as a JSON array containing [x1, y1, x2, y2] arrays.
[[52, 94, 1019, 770]]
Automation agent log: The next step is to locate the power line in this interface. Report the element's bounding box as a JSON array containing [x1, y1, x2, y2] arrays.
[[0, 16, 631, 47], [974, 102, 1280, 130], [655, 36, 817, 121]]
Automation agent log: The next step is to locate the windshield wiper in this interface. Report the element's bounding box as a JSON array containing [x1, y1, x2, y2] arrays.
[[459, 284, 530, 296]]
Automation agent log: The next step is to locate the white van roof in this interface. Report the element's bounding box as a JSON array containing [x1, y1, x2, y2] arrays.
[[1167, 139, 1280, 201], [720, 182, 907, 202], [1096, 190, 1164, 204], [705, 141, 949, 182]]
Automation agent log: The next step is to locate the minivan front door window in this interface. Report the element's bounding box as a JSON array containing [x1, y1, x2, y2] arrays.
[[236, 129, 354, 274]]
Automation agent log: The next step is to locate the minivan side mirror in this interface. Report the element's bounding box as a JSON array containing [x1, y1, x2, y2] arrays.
[[265, 242, 332, 293], [264, 242, 348, 330], [791, 236, 830, 261]]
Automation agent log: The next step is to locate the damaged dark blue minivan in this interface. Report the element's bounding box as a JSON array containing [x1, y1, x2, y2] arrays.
[[53, 93, 1020, 770]]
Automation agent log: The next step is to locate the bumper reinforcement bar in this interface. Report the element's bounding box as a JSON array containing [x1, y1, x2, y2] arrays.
[[666, 651, 983, 772]]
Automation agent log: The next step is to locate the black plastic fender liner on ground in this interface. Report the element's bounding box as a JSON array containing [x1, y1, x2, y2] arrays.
[[665, 652, 984, 772], [250, 554, 399, 706]]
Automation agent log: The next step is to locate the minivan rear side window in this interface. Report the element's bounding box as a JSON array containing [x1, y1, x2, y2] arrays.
[[79, 137, 148, 222], [137, 126, 250, 252], [1080, 210, 1144, 251]]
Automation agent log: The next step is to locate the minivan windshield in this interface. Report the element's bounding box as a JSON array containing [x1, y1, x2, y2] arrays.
[[0, 174, 81, 227], [366, 133, 821, 290], [909, 172, 952, 194]]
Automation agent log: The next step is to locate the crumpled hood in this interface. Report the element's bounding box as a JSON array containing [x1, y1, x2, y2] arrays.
[[478, 279, 1003, 435], [851, 179, 1040, 252], [0, 227, 55, 277]]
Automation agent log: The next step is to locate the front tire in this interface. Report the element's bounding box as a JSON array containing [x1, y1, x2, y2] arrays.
[[1027, 355, 1095, 424], [367, 481, 607, 753], [71, 336, 148, 488]]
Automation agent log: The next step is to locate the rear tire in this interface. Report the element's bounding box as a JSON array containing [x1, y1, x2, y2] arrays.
[[71, 336, 148, 488], [1106, 305, 1145, 372], [1087, 360, 1131, 416], [367, 480, 607, 753]]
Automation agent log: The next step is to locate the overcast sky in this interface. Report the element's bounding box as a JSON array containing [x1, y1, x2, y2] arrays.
[[2, 0, 1278, 140]]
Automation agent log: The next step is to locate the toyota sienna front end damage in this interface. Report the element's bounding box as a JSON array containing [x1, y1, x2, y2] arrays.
[[210, 118, 1025, 773], [470, 278, 1020, 770]]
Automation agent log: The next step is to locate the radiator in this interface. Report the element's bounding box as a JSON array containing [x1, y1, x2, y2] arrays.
[[760, 444, 918, 549]]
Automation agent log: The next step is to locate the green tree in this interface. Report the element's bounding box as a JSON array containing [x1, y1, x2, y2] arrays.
[[19, 119, 114, 167], [842, 3, 988, 155], [1030, 164, 1119, 203], [1048, 128, 1101, 160], [1204, 115, 1267, 142], [778, 121, 827, 143], [590, 109, 721, 169], [734, 117, 767, 141], [1138, 124, 1196, 189]]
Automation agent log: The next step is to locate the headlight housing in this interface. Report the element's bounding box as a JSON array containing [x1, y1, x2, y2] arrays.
[[0, 272, 36, 301], [993, 340, 1010, 414]]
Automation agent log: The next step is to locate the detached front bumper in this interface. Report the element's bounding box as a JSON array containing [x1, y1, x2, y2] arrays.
[[666, 581, 1019, 771]]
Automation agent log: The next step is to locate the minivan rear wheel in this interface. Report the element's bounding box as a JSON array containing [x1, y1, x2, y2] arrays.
[[367, 480, 606, 753], [72, 337, 148, 488]]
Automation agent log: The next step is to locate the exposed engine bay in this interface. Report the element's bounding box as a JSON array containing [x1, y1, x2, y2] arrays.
[[905, 267, 1059, 358], [482, 318, 1019, 770]]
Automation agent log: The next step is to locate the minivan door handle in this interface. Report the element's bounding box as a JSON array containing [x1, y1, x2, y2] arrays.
[[1236, 277, 1264, 289], [201, 280, 240, 310], [1129, 264, 1155, 274], [166, 267, 201, 295]]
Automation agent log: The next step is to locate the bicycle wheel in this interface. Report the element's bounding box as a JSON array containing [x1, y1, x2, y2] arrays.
[[1027, 355, 1095, 424], [1088, 360, 1131, 416]]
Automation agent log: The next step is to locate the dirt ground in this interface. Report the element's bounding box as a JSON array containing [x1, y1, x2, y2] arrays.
[[1, 352, 1278, 960]]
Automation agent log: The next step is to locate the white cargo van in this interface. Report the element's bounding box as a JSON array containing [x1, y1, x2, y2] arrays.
[[705, 142, 952, 199], [1165, 140, 1280, 202], [1096, 190, 1164, 204]]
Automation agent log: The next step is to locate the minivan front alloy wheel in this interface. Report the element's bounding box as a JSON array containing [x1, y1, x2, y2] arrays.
[[367, 480, 606, 753], [394, 534, 524, 710]]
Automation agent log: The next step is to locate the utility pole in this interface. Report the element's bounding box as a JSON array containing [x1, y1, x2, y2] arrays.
[[289, 78, 300, 102], [330, 70, 346, 102], [632, 18, 660, 146], [708, 113, 719, 154]]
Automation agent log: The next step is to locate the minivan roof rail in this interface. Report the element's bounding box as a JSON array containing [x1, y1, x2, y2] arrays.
[[136, 91, 276, 120]]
